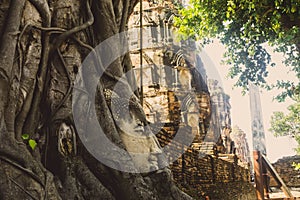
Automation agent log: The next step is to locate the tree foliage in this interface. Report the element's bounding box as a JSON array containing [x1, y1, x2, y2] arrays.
[[175, 0, 300, 163], [175, 0, 300, 100], [270, 102, 300, 154]]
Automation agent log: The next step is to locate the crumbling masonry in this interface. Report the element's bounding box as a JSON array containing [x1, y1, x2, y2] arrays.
[[128, 1, 255, 199]]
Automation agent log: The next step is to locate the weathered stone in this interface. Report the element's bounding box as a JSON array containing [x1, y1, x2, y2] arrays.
[[127, 1, 254, 199], [270, 155, 300, 187]]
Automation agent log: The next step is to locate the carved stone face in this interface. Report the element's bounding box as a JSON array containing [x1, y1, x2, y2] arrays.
[[117, 110, 145, 137], [115, 108, 162, 171]]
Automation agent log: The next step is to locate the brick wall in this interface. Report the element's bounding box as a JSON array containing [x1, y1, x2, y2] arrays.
[[152, 123, 256, 199], [170, 148, 250, 184], [269, 155, 300, 187], [168, 147, 255, 199]]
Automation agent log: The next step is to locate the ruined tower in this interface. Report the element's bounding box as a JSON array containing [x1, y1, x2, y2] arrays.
[[128, 0, 211, 151]]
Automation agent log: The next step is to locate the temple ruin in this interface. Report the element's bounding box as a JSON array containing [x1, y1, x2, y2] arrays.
[[127, 1, 255, 199]]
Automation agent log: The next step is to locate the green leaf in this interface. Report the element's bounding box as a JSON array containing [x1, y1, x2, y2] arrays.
[[291, 5, 297, 13], [29, 139, 37, 150], [22, 134, 29, 140], [293, 162, 300, 170]]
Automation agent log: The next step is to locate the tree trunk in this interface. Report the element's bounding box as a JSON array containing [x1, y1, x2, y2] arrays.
[[0, 0, 192, 199]]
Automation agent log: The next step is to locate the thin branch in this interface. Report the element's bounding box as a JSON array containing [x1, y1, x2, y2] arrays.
[[52, 0, 94, 50], [8, 176, 39, 200], [72, 37, 130, 89], [119, 0, 130, 32], [28, 0, 51, 26], [0, 156, 45, 188], [72, 36, 93, 51], [43, 126, 50, 168], [20, 23, 66, 35], [50, 49, 73, 120], [17, 23, 65, 82]]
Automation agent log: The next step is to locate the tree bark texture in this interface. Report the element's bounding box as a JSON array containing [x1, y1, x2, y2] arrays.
[[0, 0, 192, 199]]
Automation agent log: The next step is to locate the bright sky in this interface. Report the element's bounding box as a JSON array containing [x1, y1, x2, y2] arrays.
[[200, 40, 298, 163]]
